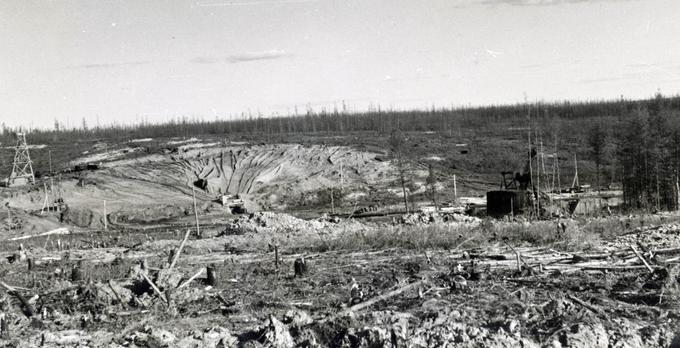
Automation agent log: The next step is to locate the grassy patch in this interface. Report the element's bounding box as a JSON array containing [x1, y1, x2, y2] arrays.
[[302, 213, 680, 253]]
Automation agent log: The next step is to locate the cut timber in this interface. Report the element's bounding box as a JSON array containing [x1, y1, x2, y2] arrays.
[[140, 272, 168, 304], [629, 244, 654, 273], [9, 290, 35, 317], [567, 294, 605, 316], [178, 268, 205, 289], [168, 229, 191, 270], [581, 265, 650, 271], [0, 281, 31, 292], [340, 279, 426, 315], [8, 228, 69, 241], [108, 280, 126, 309], [653, 247, 680, 255]]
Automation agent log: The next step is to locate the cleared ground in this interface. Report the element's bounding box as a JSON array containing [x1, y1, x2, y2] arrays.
[[0, 138, 679, 347]]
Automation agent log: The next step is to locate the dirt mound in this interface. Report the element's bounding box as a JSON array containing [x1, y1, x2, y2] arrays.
[[176, 144, 391, 209], [19, 143, 395, 229], [614, 223, 680, 249], [221, 211, 331, 235], [396, 212, 482, 225]]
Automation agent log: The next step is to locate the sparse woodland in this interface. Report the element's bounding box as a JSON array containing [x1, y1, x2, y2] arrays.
[[3, 93, 680, 211]]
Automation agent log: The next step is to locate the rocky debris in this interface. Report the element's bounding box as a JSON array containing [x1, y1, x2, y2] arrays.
[[40, 330, 92, 347], [155, 268, 183, 290], [95, 280, 134, 305], [221, 212, 333, 235], [396, 212, 481, 225], [614, 223, 680, 249], [555, 321, 609, 348], [126, 326, 177, 347], [240, 315, 295, 348], [176, 326, 237, 348], [283, 310, 313, 327]]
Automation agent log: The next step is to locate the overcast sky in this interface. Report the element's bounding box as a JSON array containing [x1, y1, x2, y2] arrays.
[[1, 0, 680, 128]]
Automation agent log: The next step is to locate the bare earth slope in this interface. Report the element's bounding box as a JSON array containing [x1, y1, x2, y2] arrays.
[[3, 143, 393, 231]]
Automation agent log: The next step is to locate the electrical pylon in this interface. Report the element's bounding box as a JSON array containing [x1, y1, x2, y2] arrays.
[[8, 133, 35, 186]]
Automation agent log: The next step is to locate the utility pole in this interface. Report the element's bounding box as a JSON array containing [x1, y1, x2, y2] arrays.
[[48, 150, 53, 175], [40, 182, 50, 215], [676, 173, 680, 211], [656, 165, 660, 212], [340, 163, 344, 193], [8, 133, 35, 186], [192, 187, 201, 239], [536, 130, 541, 217], [528, 130, 535, 218], [453, 174, 457, 201], [572, 154, 579, 189]]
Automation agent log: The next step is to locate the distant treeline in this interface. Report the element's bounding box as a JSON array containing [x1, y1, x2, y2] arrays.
[[2, 94, 680, 211], [1, 95, 679, 144]]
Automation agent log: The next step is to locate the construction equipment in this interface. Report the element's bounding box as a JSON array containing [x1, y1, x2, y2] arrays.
[[220, 194, 246, 214], [487, 148, 537, 218], [500, 148, 536, 191]]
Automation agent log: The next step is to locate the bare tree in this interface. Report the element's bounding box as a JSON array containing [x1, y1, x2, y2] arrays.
[[586, 122, 610, 192], [389, 129, 410, 213], [426, 164, 438, 210]]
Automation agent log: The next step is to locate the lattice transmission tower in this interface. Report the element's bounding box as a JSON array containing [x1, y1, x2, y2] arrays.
[[8, 133, 35, 187]]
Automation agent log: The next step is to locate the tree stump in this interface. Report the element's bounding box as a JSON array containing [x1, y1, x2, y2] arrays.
[[71, 263, 83, 282], [12, 291, 34, 318], [0, 313, 8, 339], [165, 288, 174, 307], [167, 249, 176, 266], [206, 264, 218, 287], [294, 257, 308, 277], [140, 259, 149, 271]]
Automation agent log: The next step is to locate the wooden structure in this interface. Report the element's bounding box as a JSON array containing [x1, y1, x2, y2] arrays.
[[8, 133, 35, 187]]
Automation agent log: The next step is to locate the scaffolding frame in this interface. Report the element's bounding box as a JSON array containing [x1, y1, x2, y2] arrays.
[[8, 133, 35, 186]]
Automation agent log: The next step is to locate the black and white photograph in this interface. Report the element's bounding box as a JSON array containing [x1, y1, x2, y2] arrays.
[[1, 0, 680, 346]]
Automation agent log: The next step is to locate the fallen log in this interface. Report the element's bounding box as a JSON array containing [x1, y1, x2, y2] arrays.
[[581, 265, 649, 271], [178, 268, 205, 289], [653, 247, 680, 255], [567, 294, 605, 316], [7, 227, 69, 241], [629, 244, 654, 273], [108, 280, 126, 308], [0, 281, 30, 292], [140, 272, 168, 304], [111, 310, 150, 317], [340, 279, 426, 315], [168, 229, 191, 270]]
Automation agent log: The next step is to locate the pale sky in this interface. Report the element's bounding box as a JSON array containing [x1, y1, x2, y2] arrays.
[[1, 0, 680, 128]]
